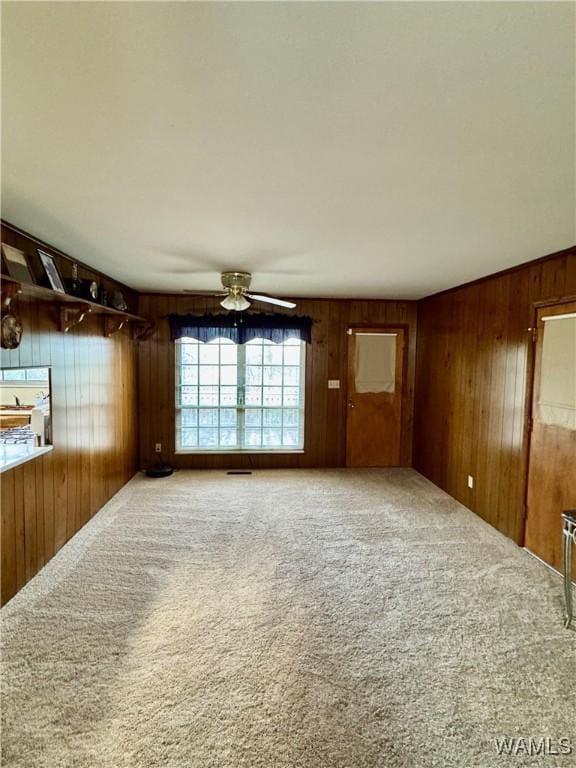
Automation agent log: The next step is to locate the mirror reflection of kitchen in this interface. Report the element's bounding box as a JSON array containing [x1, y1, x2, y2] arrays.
[[0, 367, 52, 447]]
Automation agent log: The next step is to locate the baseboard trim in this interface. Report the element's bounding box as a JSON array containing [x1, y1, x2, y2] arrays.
[[523, 547, 575, 586]]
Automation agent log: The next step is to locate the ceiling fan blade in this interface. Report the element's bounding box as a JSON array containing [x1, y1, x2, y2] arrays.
[[183, 290, 228, 296], [246, 293, 297, 309]]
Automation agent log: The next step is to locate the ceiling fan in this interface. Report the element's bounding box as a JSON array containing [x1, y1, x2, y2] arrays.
[[184, 271, 296, 312]]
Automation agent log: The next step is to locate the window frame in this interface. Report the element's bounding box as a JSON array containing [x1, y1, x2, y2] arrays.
[[174, 337, 306, 454]]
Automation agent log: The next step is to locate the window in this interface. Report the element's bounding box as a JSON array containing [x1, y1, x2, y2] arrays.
[[175, 337, 305, 452], [0, 367, 50, 383], [538, 313, 576, 430]]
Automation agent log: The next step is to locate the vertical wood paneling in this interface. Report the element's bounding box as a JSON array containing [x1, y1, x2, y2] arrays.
[[1, 471, 16, 605], [137, 295, 417, 470], [1, 225, 139, 605], [414, 249, 576, 544], [13, 466, 26, 591], [22, 460, 37, 581], [0, 303, 138, 604]]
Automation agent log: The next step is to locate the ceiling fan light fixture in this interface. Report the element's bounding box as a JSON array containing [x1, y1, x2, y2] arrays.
[[220, 293, 251, 312]]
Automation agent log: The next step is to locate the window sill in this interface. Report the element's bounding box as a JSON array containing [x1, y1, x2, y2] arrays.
[[175, 449, 305, 455], [0, 444, 53, 473]]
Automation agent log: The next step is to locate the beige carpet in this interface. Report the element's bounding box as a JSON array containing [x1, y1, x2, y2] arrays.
[[1, 469, 574, 767]]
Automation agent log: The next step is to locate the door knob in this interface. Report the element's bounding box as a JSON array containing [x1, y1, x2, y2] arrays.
[[348, 399, 355, 409]]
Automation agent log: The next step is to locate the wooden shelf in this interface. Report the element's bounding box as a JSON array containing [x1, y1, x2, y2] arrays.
[[1, 274, 154, 336], [1, 274, 146, 321]]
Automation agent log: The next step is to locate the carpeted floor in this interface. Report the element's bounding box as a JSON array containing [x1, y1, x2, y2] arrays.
[[1, 469, 574, 767]]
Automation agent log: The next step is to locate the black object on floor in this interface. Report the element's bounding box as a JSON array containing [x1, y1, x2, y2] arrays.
[[146, 463, 174, 478], [227, 470, 252, 475]]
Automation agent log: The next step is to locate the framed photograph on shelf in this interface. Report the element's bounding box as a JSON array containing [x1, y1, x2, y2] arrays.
[[38, 249, 66, 293], [1, 244, 35, 283]]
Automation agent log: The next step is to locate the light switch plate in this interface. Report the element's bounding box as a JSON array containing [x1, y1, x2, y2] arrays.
[[328, 380, 340, 389], [467, 475, 474, 489]]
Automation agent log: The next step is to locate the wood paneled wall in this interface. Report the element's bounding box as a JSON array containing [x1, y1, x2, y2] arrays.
[[138, 295, 417, 470], [414, 248, 576, 544], [1, 230, 138, 605]]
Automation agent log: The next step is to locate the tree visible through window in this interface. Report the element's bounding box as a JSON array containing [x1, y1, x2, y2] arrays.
[[175, 337, 305, 451]]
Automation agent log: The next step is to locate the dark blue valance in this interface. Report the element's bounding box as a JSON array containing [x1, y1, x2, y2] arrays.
[[168, 312, 313, 344]]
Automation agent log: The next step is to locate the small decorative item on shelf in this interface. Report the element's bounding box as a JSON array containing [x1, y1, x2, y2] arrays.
[[1, 284, 23, 350], [63, 266, 99, 301], [38, 249, 66, 293], [100, 288, 109, 307], [2, 244, 35, 284], [1, 313, 23, 349], [112, 290, 128, 312], [69, 263, 82, 297]]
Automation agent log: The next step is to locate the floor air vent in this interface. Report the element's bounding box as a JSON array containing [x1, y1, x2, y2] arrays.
[[227, 470, 252, 475]]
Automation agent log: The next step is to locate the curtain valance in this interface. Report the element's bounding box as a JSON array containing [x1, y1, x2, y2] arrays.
[[168, 312, 313, 344]]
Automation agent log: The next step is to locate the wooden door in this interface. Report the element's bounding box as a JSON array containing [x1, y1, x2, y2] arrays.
[[525, 301, 576, 575], [346, 327, 404, 467]]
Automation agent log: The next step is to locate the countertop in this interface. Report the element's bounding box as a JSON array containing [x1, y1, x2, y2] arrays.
[[0, 444, 53, 473]]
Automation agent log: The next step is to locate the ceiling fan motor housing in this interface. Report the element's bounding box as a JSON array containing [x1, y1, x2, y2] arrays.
[[221, 271, 252, 293]]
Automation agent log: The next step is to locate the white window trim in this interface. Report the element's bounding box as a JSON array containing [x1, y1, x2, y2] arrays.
[[175, 338, 306, 454]]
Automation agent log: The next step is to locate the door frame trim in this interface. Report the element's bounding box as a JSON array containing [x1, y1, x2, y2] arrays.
[[520, 295, 576, 546], [344, 323, 410, 467]]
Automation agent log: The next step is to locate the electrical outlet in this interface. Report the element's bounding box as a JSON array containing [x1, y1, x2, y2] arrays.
[[328, 379, 340, 389], [467, 475, 474, 489], [155, 443, 162, 453]]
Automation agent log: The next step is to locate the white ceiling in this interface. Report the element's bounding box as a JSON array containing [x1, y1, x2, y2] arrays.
[[2, 2, 574, 299]]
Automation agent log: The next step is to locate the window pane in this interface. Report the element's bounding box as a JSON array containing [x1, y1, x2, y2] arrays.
[[283, 387, 300, 406], [26, 367, 49, 381], [199, 344, 219, 364], [539, 316, 576, 429], [283, 346, 300, 365], [282, 429, 300, 447], [245, 366, 262, 386], [263, 366, 283, 386], [199, 387, 219, 406], [263, 344, 283, 365], [244, 428, 262, 447], [180, 344, 198, 365], [199, 409, 218, 427], [220, 366, 237, 386], [263, 387, 282, 406], [283, 408, 299, 426], [181, 408, 198, 427], [198, 428, 218, 447], [2, 369, 26, 381], [263, 428, 282, 447], [199, 366, 219, 385], [245, 409, 262, 427], [219, 429, 237, 447], [180, 429, 198, 448], [245, 387, 262, 406], [283, 367, 300, 386], [180, 387, 198, 406], [220, 344, 237, 364], [220, 387, 237, 406], [263, 409, 282, 427], [181, 366, 198, 385], [245, 344, 263, 365], [220, 408, 237, 426]]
